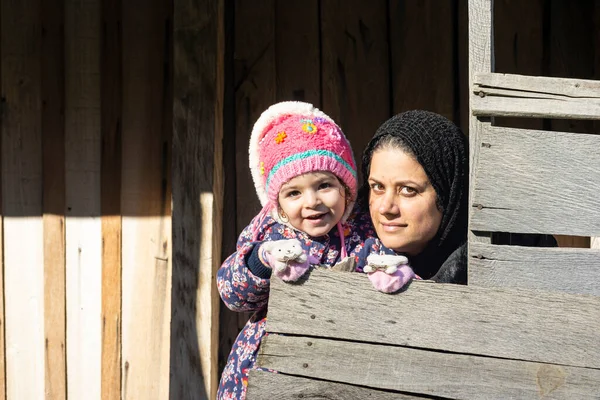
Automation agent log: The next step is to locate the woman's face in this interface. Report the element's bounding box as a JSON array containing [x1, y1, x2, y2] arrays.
[[368, 147, 442, 255]]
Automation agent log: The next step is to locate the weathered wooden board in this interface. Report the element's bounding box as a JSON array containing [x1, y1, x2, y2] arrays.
[[1, 0, 45, 398], [233, 0, 275, 232], [470, 125, 600, 236], [472, 73, 600, 119], [64, 0, 102, 398], [267, 270, 600, 369], [257, 334, 600, 400], [0, 109, 4, 400], [468, 0, 494, 246], [42, 0, 66, 398], [389, 0, 456, 121], [321, 0, 390, 179], [121, 1, 172, 398], [469, 242, 600, 296], [247, 370, 422, 400], [100, 0, 123, 397], [172, 0, 223, 398], [275, 0, 319, 105]]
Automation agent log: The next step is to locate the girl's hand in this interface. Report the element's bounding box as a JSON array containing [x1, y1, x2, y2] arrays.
[[259, 239, 310, 282]]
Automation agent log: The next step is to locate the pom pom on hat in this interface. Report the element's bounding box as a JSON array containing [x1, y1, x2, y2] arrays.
[[249, 101, 357, 220]]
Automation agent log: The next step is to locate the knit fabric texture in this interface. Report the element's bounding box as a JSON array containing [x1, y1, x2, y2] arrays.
[[360, 110, 468, 279], [249, 101, 357, 220]]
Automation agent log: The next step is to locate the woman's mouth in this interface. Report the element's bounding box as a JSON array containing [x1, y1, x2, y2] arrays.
[[381, 223, 406, 232]]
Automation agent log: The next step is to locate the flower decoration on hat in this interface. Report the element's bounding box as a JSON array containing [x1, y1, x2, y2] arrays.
[[275, 131, 287, 144], [301, 119, 317, 134]]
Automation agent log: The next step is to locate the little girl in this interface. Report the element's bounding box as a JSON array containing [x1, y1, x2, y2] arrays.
[[216, 101, 413, 399]]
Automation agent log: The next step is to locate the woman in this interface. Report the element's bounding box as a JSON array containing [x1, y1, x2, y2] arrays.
[[351, 110, 468, 284]]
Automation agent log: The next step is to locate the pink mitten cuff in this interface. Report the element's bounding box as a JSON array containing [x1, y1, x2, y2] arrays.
[[367, 264, 416, 293]]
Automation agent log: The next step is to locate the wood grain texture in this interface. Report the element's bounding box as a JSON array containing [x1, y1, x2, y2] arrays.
[[172, 0, 222, 398], [42, 0, 66, 397], [389, 0, 455, 121], [121, 0, 172, 398], [472, 73, 600, 119], [64, 0, 103, 399], [267, 270, 600, 369], [321, 0, 390, 180], [100, 0, 122, 397], [468, 0, 493, 247], [1, 0, 45, 398], [469, 242, 600, 295], [0, 9, 4, 396], [234, 0, 275, 232], [275, 0, 319, 105], [257, 334, 600, 400], [470, 125, 600, 236], [247, 370, 421, 400]]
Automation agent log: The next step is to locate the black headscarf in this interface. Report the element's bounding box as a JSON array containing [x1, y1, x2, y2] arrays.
[[359, 110, 468, 282]]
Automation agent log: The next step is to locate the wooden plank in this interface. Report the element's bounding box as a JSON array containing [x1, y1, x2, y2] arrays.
[[472, 73, 600, 119], [470, 125, 600, 236], [468, 0, 493, 247], [0, 9, 5, 397], [469, 242, 600, 296], [548, 1, 597, 249], [1, 0, 45, 398], [266, 270, 600, 369], [247, 370, 422, 400], [321, 0, 390, 179], [172, 0, 222, 398], [100, 0, 122, 397], [42, 0, 66, 397], [275, 0, 320, 105], [258, 335, 600, 400], [389, 0, 456, 121], [121, 0, 172, 398], [64, 0, 102, 398], [234, 0, 275, 231]]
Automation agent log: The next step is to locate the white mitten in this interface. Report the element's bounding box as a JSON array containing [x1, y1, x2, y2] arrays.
[[363, 254, 408, 275], [260, 239, 309, 281]]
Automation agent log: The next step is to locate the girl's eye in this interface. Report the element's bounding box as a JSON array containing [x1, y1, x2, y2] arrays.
[[285, 190, 301, 198], [318, 182, 332, 190]]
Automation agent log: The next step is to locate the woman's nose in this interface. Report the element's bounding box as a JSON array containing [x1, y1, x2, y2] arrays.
[[378, 192, 399, 215]]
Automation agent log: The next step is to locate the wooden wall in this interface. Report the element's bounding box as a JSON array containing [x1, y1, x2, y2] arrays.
[[0, 0, 178, 398], [221, 0, 600, 374]]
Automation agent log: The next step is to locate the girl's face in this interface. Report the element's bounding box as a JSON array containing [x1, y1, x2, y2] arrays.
[[368, 148, 442, 255], [278, 171, 346, 237]]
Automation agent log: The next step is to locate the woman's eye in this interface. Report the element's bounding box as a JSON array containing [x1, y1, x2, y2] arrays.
[[400, 186, 417, 196], [370, 183, 384, 193]]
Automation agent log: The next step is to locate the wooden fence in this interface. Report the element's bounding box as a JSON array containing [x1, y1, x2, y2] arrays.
[[246, 0, 600, 398]]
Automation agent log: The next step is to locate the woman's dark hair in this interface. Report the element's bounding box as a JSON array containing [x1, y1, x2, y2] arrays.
[[360, 110, 468, 279]]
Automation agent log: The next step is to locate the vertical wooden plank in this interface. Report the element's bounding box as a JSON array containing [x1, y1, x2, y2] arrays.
[[389, 1, 456, 121], [0, 0, 45, 398], [219, 0, 275, 375], [275, 0, 320, 105], [0, 5, 5, 396], [121, 0, 172, 398], [468, 0, 494, 251], [100, 0, 122, 397], [548, 0, 595, 249], [42, 0, 66, 398], [172, 0, 223, 398], [458, 0, 470, 133], [494, 0, 544, 130], [234, 0, 275, 232], [321, 0, 390, 178], [64, 0, 102, 398]]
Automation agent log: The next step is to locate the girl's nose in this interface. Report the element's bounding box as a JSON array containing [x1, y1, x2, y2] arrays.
[[304, 191, 320, 207]]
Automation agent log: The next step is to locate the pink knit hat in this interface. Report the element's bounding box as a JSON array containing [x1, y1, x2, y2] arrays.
[[249, 101, 357, 221]]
